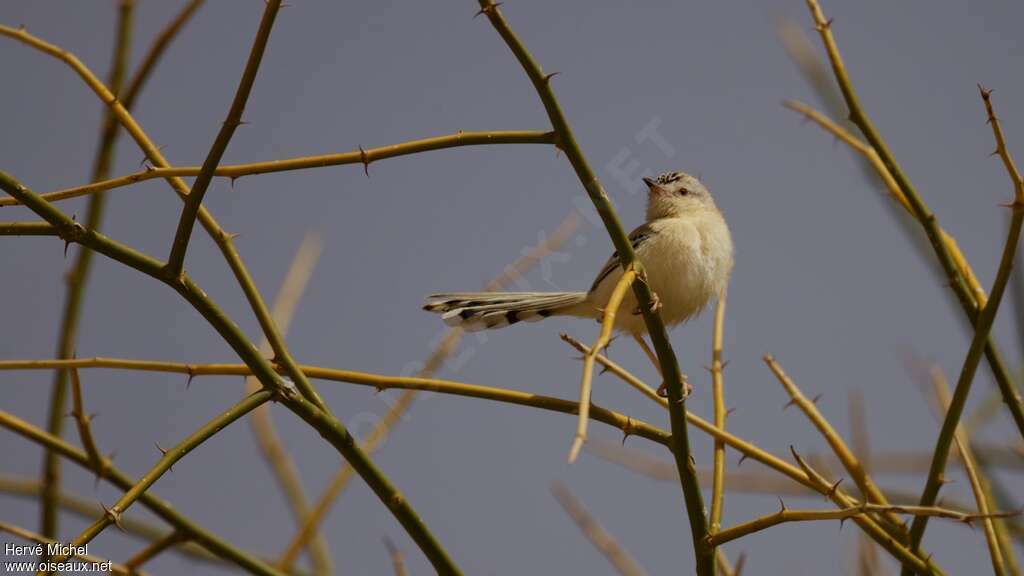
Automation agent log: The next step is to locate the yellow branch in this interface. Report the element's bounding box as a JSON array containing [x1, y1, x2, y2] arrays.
[[569, 266, 636, 463]]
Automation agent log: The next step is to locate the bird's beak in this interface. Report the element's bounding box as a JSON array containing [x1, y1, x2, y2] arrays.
[[643, 177, 666, 194]]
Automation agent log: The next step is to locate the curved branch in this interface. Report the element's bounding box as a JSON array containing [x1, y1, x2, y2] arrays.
[[0, 411, 283, 576], [0, 356, 672, 448], [165, 0, 282, 275], [473, 3, 710, 571], [0, 171, 462, 575], [0, 131, 556, 207]]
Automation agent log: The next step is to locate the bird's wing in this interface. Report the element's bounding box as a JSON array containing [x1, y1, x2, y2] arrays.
[[588, 223, 655, 293]]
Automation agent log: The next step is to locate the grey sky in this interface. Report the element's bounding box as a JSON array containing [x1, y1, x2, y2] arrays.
[[2, 1, 1023, 574]]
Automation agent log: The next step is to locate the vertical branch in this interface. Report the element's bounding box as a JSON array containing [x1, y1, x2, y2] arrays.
[[709, 291, 728, 535], [906, 86, 1024, 566], [473, 3, 710, 572], [929, 368, 1009, 576], [849, 390, 883, 576], [40, 0, 134, 542], [570, 267, 636, 463], [165, 0, 281, 275]]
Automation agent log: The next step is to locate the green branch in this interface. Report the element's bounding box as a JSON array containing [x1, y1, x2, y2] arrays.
[[473, 2, 710, 573], [40, 0, 135, 543], [0, 356, 673, 448], [0, 171, 462, 575], [0, 222, 56, 235], [802, 0, 1024, 444], [0, 20, 333, 419], [166, 0, 280, 276], [0, 411, 284, 576], [57, 391, 273, 559], [905, 87, 1024, 567]]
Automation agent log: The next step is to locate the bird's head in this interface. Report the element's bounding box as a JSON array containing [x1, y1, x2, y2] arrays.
[[642, 171, 716, 220]]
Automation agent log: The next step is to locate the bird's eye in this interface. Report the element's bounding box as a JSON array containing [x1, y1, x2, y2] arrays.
[[677, 187, 689, 196]]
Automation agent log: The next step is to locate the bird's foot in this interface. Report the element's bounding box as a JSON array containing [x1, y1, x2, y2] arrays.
[[633, 292, 661, 315], [656, 379, 692, 399]]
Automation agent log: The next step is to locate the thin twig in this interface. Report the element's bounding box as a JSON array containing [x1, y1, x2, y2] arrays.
[[0, 131, 556, 207], [39, 0, 134, 544], [123, 531, 186, 574], [707, 502, 1021, 549], [165, 0, 281, 275], [790, 449, 943, 575], [472, 2, 710, 571], [0, 474, 313, 573], [383, 537, 408, 576], [848, 390, 882, 576], [0, 520, 141, 576], [51, 391, 273, 566], [0, 412, 284, 576], [709, 291, 728, 534], [930, 368, 1009, 576], [0, 356, 672, 448], [783, 100, 985, 302], [0, 221, 57, 235], [906, 86, 1024, 564], [551, 481, 649, 576], [559, 336, 941, 573], [0, 171, 462, 575], [245, 232, 331, 575], [569, 266, 636, 463], [121, 0, 205, 111], [799, 0, 1024, 445], [67, 368, 109, 480], [0, 20, 332, 418], [763, 355, 906, 539]]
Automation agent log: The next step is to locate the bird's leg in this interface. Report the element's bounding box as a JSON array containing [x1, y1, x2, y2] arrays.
[[630, 332, 671, 393], [632, 290, 662, 315]]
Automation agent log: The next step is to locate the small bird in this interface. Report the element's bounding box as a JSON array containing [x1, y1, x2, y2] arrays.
[[423, 171, 733, 350]]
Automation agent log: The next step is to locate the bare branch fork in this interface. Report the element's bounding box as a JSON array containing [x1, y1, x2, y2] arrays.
[[0, 20, 331, 420], [0, 410, 283, 576], [165, 0, 281, 276], [0, 171, 462, 575], [797, 0, 1024, 444], [560, 336, 943, 573]]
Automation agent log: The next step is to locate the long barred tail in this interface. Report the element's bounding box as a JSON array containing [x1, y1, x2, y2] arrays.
[[423, 291, 589, 331]]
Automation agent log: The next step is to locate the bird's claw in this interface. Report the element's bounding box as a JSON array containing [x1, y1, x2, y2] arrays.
[[635, 292, 662, 315], [656, 380, 692, 399]]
